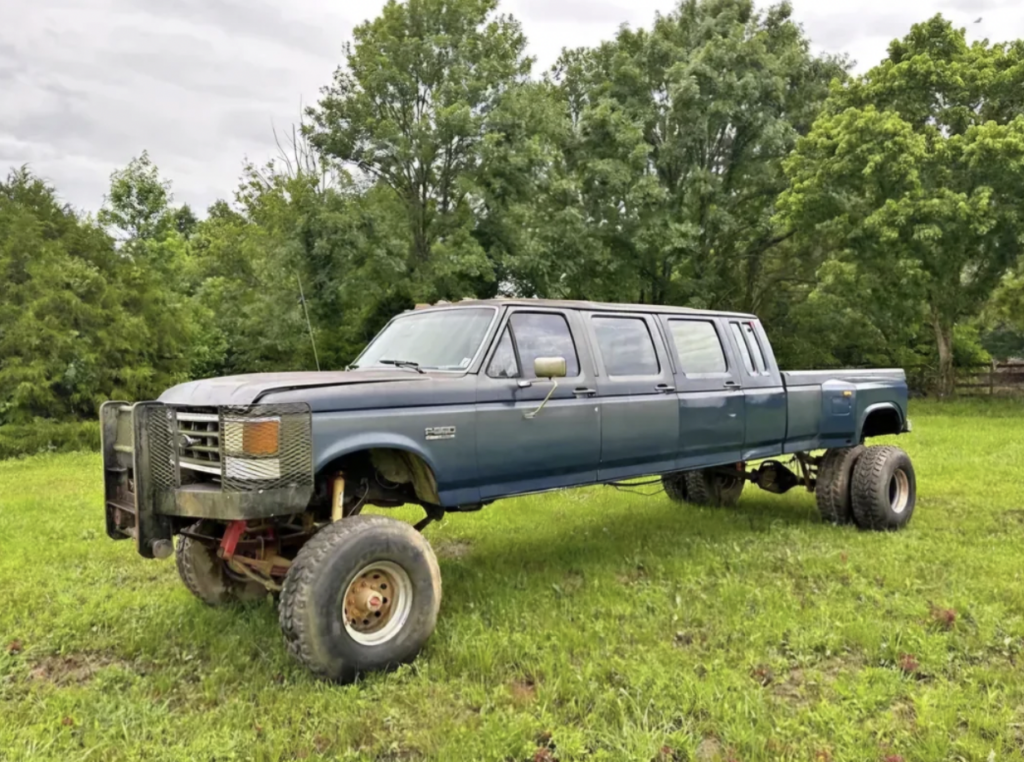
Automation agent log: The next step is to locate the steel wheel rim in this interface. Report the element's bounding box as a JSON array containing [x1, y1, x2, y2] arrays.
[[889, 469, 910, 514], [342, 561, 413, 646]]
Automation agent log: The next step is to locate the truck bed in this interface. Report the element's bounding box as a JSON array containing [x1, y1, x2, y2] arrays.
[[781, 368, 908, 454]]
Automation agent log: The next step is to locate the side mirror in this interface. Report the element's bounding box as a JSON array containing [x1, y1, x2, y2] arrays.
[[533, 356, 567, 379], [525, 357, 567, 419]]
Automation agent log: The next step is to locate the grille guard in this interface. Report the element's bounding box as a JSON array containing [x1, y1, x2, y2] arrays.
[[101, 401, 315, 558]]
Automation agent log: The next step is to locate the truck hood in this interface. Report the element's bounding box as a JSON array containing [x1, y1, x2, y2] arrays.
[[158, 370, 428, 407]]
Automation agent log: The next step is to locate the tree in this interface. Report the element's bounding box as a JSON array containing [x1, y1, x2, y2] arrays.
[[98, 151, 173, 242], [306, 0, 532, 302], [780, 16, 1024, 393], [538, 0, 845, 308]]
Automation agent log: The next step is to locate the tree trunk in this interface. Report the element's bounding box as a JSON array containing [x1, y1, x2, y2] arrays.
[[932, 311, 955, 397]]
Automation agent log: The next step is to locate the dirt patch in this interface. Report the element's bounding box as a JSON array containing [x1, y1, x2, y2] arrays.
[[695, 737, 723, 762], [433, 538, 472, 559], [510, 677, 537, 704], [27, 653, 131, 685]]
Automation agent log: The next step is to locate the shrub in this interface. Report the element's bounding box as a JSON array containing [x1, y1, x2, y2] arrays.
[[0, 420, 101, 460]]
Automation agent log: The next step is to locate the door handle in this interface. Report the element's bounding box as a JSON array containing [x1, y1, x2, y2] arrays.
[[655, 384, 676, 393], [723, 380, 740, 388], [574, 387, 597, 397]]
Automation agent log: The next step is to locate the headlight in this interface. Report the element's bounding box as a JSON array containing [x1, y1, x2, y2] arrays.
[[223, 417, 280, 457]]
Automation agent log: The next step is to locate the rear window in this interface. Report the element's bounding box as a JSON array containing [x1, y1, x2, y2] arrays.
[[743, 322, 768, 373], [592, 316, 660, 376], [669, 320, 727, 374]]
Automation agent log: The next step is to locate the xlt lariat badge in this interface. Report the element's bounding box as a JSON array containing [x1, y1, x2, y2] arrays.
[[425, 426, 456, 441]]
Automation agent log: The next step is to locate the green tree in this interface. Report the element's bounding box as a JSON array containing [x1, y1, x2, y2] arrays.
[[780, 16, 1024, 393], [306, 0, 532, 302], [537, 0, 845, 308]]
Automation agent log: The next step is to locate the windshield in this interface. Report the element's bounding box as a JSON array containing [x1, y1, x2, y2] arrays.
[[353, 308, 496, 371]]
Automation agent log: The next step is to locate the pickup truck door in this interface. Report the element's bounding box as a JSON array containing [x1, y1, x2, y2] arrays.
[[724, 318, 787, 460], [475, 308, 601, 499], [584, 312, 680, 480], [658, 316, 746, 468]]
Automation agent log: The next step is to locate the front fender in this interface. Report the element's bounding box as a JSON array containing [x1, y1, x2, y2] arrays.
[[314, 431, 441, 477]]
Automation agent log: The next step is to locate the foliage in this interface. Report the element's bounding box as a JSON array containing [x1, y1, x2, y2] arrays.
[[4, 403, 1024, 759], [307, 0, 533, 303], [0, 420, 99, 459], [3, 2, 1024, 425], [780, 16, 1024, 393]]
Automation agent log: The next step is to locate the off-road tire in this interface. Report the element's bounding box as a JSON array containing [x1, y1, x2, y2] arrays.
[[851, 446, 916, 531], [278, 514, 442, 684], [175, 521, 267, 605], [662, 472, 688, 502], [684, 469, 745, 508], [815, 445, 865, 525]]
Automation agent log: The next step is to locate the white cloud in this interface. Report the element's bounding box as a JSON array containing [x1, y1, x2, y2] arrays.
[[2, 0, 1022, 213]]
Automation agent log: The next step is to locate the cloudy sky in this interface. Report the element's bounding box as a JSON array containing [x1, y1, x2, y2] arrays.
[[0, 0, 1014, 213]]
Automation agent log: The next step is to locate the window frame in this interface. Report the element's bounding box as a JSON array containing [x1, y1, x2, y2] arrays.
[[589, 313, 664, 380], [483, 309, 584, 381], [666, 318, 730, 378]]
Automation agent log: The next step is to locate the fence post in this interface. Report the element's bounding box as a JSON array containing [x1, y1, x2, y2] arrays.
[[990, 360, 996, 396]]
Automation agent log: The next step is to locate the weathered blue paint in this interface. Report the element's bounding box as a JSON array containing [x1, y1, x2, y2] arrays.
[[158, 299, 910, 508]]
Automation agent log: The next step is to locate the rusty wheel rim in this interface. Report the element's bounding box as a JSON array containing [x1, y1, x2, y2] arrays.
[[342, 561, 412, 646]]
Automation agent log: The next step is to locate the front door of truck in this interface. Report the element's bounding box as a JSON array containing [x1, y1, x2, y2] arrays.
[[585, 312, 680, 481], [659, 316, 746, 469], [475, 309, 601, 499]]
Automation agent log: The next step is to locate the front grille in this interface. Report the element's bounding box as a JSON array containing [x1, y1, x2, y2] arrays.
[[176, 409, 221, 477]]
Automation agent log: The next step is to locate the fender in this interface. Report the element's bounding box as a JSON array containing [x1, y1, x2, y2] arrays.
[[314, 431, 442, 477], [857, 402, 905, 441]]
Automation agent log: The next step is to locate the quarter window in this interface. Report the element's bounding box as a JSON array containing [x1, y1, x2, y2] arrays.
[[669, 320, 727, 374], [730, 322, 756, 375], [743, 322, 768, 373], [592, 316, 660, 376]]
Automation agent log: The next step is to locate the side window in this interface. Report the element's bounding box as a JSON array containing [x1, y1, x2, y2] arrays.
[[730, 322, 756, 375], [669, 320, 727, 375], [486, 327, 519, 378], [508, 312, 580, 379], [592, 316, 660, 376], [742, 322, 768, 374]]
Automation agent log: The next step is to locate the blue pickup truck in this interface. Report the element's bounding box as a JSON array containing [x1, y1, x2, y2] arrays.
[[101, 299, 915, 682]]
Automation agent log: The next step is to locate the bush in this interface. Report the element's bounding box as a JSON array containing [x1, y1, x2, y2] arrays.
[[0, 420, 101, 460]]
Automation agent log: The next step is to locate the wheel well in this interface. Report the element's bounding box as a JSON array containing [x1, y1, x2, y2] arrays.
[[316, 448, 441, 507], [861, 407, 903, 439]]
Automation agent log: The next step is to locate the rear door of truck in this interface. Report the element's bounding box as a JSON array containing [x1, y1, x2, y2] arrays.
[[657, 314, 745, 469], [723, 318, 787, 460], [583, 310, 680, 480]]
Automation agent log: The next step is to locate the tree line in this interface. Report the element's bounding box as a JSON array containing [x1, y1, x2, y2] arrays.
[[3, 0, 1024, 427]]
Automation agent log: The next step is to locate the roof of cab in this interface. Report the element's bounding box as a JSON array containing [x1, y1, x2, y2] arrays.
[[410, 298, 756, 320]]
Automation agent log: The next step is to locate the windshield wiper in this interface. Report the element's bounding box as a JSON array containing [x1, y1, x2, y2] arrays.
[[378, 359, 425, 374]]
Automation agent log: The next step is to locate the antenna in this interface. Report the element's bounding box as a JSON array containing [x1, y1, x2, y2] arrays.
[[297, 275, 321, 371]]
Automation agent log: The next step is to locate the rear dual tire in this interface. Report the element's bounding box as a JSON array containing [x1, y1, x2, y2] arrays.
[[816, 445, 916, 531]]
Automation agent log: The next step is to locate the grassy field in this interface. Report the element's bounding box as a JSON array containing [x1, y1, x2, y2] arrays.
[[2, 400, 1024, 761]]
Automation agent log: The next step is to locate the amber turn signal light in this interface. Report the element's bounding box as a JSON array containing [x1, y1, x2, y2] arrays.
[[242, 420, 280, 456]]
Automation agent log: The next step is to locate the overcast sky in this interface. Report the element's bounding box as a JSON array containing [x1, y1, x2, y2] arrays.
[[0, 0, 1014, 214]]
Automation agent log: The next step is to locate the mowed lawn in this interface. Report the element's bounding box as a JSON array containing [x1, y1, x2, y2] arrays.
[[2, 401, 1024, 762]]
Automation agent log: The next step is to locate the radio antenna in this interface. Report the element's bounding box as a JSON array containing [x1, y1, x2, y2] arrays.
[[297, 275, 321, 371]]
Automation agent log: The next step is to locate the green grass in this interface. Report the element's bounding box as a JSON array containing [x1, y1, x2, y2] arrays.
[[2, 400, 1024, 761]]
